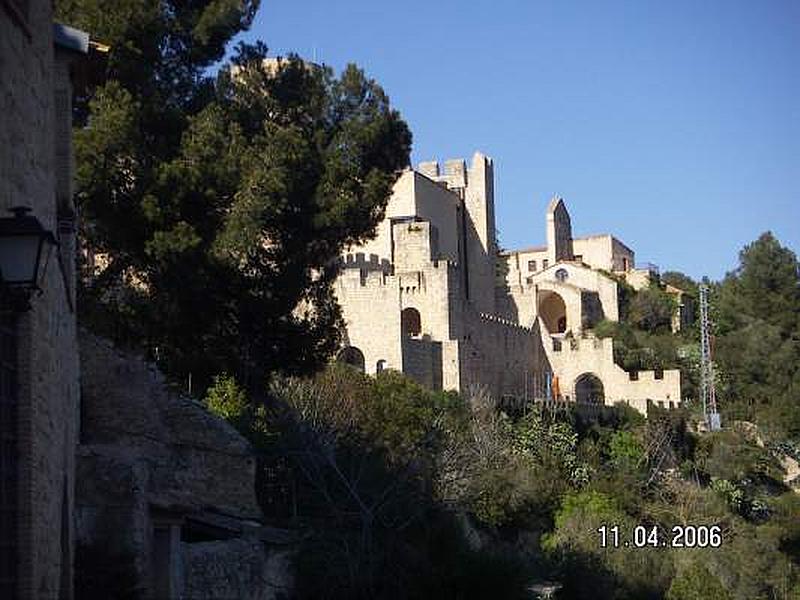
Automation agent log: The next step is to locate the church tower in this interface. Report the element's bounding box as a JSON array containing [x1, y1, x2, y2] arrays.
[[546, 196, 574, 265]]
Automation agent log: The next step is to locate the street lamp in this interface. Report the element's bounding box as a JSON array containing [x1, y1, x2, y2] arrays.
[[0, 206, 57, 311]]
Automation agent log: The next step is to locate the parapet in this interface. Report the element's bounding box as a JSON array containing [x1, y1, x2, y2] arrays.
[[478, 312, 533, 333], [416, 157, 468, 190], [551, 336, 612, 354], [341, 252, 392, 273], [337, 266, 391, 289]]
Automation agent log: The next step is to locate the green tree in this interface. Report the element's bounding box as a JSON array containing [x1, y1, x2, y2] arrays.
[[666, 564, 731, 600], [712, 233, 800, 437], [723, 232, 800, 336], [662, 271, 699, 297], [628, 284, 677, 333], [57, 0, 411, 393]]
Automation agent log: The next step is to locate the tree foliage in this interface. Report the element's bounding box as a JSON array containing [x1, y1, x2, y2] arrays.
[[57, 1, 412, 394], [712, 233, 800, 437]]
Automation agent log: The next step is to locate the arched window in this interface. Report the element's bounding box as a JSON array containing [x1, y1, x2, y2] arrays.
[[376, 359, 387, 373], [555, 268, 568, 282], [538, 292, 567, 334], [575, 373, 605, 404], [336, 346, 365, 372], [401, 307, 422, 337]]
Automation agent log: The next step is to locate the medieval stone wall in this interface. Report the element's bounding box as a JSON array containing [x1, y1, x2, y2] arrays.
[[1, 3, 83, 597], [458, 313, 550, 401], [546, 336, 681, 414], [335, 268, 403, 374]]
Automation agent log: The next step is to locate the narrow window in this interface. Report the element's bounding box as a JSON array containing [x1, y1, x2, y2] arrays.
[[527, 260, 536, 272], [542, 259, 549, 269]]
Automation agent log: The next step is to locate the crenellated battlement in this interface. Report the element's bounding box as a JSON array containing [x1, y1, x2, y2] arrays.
[[341, 252, 392, 273], [551, 335, 613, 353], [417, 157, 468, 189], [337, 266, 391, 289], [478, 312, 533, 333]]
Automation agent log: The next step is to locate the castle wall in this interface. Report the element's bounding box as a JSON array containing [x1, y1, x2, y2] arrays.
[[624, 268, 653, 290], [458, 313, 550, 401], [546, 336, 681, 414], [402, 338, 443, 390], [335, 269, 402, 375]]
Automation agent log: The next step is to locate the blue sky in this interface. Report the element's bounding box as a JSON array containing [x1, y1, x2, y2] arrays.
[[224, 0, 799, 280]]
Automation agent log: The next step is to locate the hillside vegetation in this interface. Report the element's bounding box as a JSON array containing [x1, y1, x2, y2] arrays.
[[58, 0, 799, 596]]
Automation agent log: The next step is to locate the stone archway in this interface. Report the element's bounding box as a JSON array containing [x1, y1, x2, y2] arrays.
[[539, 291, 567, 334], [336, 346, 365, 372], [575, 373, 605, 404]]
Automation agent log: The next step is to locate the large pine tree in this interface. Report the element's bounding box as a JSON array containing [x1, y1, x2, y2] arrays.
[[57, 2, 412, 392]]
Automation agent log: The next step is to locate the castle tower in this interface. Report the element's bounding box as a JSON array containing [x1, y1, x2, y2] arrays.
[[463, 152, 497, 313], [546, 196, 574, 266]]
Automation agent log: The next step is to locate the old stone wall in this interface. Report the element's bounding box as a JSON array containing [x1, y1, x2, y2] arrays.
[[1, 3, 84, 598], [546, 335, 681, 414], [402, 338, 443, 390], [182, 539, 294, 600], [335, 268, 402, 374], [458, 313, 550, 401]]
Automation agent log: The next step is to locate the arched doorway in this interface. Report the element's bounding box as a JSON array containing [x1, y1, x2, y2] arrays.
[[336, 346, 365, 372], [539, 292, 567, 334], [575, 373, 604, 404], [401, 307, 422, 337]]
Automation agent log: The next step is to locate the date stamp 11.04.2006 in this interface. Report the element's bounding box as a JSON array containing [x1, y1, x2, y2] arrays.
[[597, 524, 722, 549]]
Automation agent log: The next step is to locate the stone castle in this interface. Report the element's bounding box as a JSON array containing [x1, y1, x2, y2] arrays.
[[334, 152, 687, 414]]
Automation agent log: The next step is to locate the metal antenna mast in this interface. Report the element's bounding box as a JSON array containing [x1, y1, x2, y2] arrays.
[[699, 284, 721, 430]]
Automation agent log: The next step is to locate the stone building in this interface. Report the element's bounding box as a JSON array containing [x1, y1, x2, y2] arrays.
[[0, 3, 103, 595], [335, 153, 684, 414]]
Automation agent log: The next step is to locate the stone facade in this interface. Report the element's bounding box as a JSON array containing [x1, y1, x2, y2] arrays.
[[0, 5, 92, 597], [335, 153, 684, 414]]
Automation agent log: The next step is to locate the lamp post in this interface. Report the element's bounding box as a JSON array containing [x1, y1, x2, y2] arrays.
[[0, 206, 58, 312]]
